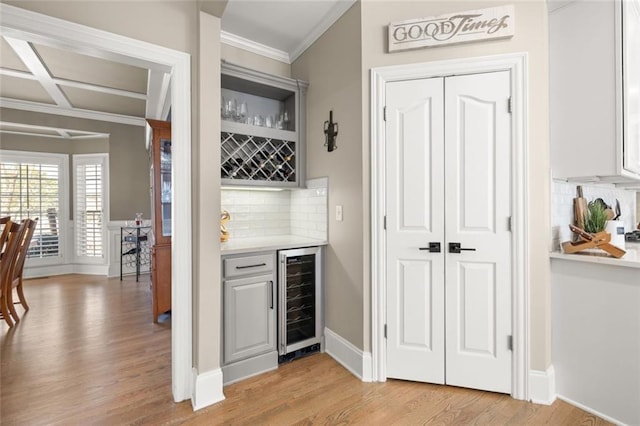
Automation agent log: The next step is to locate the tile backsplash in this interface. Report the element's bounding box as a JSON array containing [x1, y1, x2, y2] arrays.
[[290, 178, 328, 240], [551, 180, 637, 251], [221, 177, 328, 240]]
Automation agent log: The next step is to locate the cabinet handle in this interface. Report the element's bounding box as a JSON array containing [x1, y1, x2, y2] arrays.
[[235, 263, 267, 270], [269, 280, 274, 310]]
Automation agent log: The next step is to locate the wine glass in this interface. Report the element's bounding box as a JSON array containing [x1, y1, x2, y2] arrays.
[[221, 96, 230, 119], [238, 101, 248, 122], [228, 98, 237, 121]]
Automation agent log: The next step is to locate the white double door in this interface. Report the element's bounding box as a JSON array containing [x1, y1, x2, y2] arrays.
[[385, 71, 512, 394]]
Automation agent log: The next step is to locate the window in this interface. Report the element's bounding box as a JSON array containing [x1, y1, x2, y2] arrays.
[[73, 154, 108, 261], [0, 150, 68, 262]]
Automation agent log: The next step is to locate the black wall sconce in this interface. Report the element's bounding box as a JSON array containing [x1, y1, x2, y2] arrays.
[[323, 110, 338, 152]]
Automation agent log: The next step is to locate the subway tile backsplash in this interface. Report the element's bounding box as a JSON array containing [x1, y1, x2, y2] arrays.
[[221, 177, 328, 241], [551, 180, 637, 251], [291, 177, 328, 241]]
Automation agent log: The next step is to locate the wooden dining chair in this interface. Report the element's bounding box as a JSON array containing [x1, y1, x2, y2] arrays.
[[0, 216, 11, 259], [0, 220, 27, 327], [6, 218, 37, 322]]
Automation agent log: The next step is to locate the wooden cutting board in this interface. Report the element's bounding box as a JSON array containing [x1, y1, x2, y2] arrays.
[[573, 185, 587, 229]]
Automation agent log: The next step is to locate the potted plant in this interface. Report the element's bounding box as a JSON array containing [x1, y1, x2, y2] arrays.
[[583, 200, 608, 234]]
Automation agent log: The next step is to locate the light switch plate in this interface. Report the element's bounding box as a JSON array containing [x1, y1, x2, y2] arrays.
[[336, 205, 343, 221]]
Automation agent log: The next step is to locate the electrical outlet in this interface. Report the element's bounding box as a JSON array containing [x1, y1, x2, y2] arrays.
[[335, 205, 343, 221]]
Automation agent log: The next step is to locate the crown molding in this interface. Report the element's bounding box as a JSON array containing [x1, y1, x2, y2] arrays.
[[0, 98, 146, 127], [289, 0, 356, 62], [220, 30, 291, 64]]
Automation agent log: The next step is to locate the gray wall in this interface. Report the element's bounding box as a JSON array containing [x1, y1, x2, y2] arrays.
[[292, 3, 364, 349], [0, 108, 150, 221]]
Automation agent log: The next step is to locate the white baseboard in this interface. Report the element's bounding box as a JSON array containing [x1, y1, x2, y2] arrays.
[[23, 264, 73, 279], [556, 394, 627, 426], [24, 263, 108, 279], [192, 368, 225, 411], [324, 327, 373, 382], [72, 264, 109, 275], [529, 366, 556, 405]]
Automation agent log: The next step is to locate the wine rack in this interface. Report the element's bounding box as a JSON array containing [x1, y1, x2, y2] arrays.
[[221, 130, 297, 185]]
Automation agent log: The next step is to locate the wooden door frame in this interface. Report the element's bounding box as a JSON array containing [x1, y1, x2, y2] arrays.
[[1, 4, 194, 403], [370, 53, 530, 400]]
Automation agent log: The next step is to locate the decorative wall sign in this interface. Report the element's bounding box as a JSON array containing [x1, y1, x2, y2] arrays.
[[388, 6, 515, 52]]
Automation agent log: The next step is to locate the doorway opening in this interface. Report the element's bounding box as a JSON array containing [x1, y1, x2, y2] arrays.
[[1, 4, 193, 402]]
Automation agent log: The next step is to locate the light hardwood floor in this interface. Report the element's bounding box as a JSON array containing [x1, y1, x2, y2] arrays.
[[1, 274, 610, 425]]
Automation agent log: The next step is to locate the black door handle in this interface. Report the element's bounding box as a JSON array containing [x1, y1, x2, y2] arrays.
[[419, 242, 441, 253], [449, 242, 476, 253]]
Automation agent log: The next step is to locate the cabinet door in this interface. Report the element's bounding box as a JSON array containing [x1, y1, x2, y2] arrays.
[[224, 273, 276, 364], [623, 0, 640, 175], [151, 243, 171, 322]]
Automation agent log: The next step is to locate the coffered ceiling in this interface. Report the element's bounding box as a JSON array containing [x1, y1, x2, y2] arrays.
[[0, 1, 355, 140]]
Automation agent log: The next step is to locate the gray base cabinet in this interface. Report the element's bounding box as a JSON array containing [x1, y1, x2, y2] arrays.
[[222, 252, 277, 384], [224, 273, 276, 363]]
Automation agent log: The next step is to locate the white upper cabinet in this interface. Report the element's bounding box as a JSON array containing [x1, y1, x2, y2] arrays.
[[550, 0, 640, 183], [623, 0, 640, 175]]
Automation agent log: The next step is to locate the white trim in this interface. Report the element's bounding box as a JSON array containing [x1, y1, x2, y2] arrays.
[[1, 3, 193, 404], [0, 97, 146, 127], [191, 368, 225, 411], [0, 65, 148, 100], [370, 53, 530, 400], [22, 264, 73, 279], [529, 366, 556, 405], [3, 36, 73, 108], [0, 120, 109, 139], [146, 69, 171, 120], [23, 263, 109, 279], [221, 31, 290, 64], [556, 395, 628, 426], [324, 327, 373, 382], [289, 0, 356, 62]]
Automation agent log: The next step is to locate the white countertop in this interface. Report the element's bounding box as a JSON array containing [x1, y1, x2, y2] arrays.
[[550, 242, 640, 269], [220, 235, 328, 255]]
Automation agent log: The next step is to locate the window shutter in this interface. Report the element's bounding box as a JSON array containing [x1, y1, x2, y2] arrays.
[[75, 162, 103, 258], [0, 159, 61, 258]]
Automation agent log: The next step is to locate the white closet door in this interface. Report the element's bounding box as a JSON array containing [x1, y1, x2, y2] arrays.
[[444, 71, 512, 394], [385, 71, 513, 394], [385, 78, 446, 383]]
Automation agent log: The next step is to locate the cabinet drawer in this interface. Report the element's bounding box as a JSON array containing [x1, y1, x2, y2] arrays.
[[224, 253, 274, 278]]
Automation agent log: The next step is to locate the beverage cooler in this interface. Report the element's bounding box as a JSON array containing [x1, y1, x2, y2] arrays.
[[278, 246, 322, 362]]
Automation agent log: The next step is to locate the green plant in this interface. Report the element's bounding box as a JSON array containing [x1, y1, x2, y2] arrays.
[[583, 201, 608, 233]]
